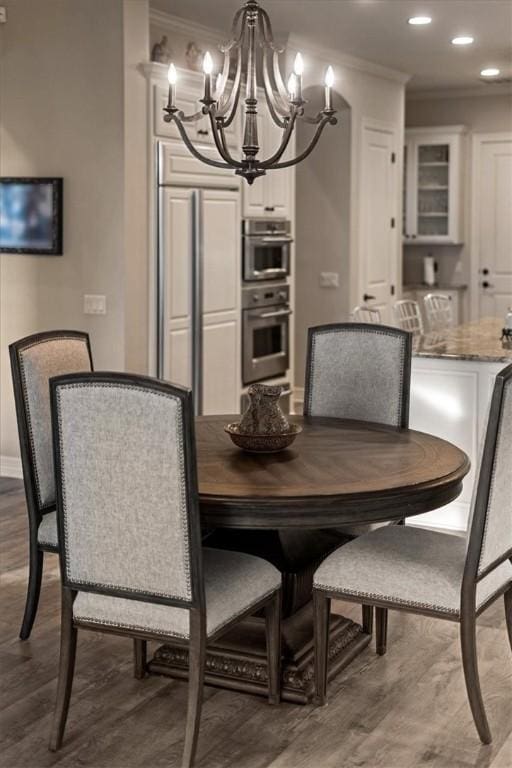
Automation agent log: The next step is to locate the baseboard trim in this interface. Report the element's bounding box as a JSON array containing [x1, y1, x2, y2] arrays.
[[0, 455, 23, 479], [406, 501, 469, 533]]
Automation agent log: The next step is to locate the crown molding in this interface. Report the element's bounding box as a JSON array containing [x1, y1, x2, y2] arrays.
[[149, 8, 224, 43], [149, 9, 410, 87], [407, 83, 512, 101], [287, 33, 410, 85]]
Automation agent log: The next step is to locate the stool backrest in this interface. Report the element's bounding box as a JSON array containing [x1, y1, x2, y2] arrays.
[[393, 300, 424, 335]]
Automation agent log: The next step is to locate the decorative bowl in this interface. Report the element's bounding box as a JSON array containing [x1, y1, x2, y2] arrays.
[[224, 422, 302, 453]]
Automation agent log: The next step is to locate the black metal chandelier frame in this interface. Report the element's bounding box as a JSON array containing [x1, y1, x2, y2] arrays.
[[163, 0, 337, 184]]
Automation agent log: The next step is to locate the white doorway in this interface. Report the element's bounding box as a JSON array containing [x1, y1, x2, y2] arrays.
[[471, 133, 512, 319], [359, 121, 399, 324]]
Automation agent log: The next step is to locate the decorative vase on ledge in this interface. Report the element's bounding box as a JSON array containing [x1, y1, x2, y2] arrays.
[[239, 384, 290, 435]]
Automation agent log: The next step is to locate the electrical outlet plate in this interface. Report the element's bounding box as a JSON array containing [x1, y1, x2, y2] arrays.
[[320, 272, 339, 288], [84, 294, 106, 315]]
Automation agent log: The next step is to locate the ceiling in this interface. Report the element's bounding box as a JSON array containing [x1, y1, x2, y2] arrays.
[[151, 0, 512, 92]]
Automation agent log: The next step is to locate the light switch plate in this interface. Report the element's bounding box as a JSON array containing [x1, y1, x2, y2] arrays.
[[0, 7, 6, 23], [320, 272, 339, 288], [84, 294, 106, 315]]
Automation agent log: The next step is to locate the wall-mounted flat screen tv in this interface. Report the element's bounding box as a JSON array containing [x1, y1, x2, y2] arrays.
[[0, 177, 63, 254]]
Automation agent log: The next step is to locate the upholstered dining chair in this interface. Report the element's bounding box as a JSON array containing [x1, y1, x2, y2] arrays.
[[350, 305, 382, 324], [9, 330, 93, 639], [48, 372, 282, 768], [313, 362, 512, 745], [424, 292, 454, 332], [304, 323, 412, 635], [393, 299, 424, 335]]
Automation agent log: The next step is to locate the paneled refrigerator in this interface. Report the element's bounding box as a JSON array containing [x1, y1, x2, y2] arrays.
[[156, 142, 241, 415]]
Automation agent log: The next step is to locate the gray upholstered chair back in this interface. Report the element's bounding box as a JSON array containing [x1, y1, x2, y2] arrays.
[[304, 324, 412, 428], [424, 293, 454, 332], [393, 300, 424, 335], [465, 363, 512, 585], [51, 373, 203, 608], [350, 306, 381, 324], [9, 331, 93, 514]]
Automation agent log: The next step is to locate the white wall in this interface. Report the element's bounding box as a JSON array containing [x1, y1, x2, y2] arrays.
[[294, 88, 351, 386], [403, 92, 512, 298], [0, 0, 149, 471], [290, 41, 406, 387]]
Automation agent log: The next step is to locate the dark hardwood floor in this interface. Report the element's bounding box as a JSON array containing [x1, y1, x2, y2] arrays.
[[1, 477, 511, 768]]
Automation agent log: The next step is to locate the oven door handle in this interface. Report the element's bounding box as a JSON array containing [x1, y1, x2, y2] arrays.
[[260, 236, 293, 243], [258, 308, 293, 319], [251, 267, 288, 278]]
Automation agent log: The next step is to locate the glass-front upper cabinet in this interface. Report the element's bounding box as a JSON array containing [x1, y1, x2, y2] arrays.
[[403, 126, 466, 245]]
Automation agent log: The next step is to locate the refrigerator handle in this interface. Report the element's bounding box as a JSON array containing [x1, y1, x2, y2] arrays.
[[191, 190, 203, 415]]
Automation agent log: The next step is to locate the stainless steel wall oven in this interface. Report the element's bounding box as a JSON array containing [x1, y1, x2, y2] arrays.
[[242, 219, 292, 282], [242, 284, 291, 384]]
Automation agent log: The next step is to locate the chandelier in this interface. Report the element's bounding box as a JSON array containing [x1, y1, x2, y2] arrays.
[[163, 0, 337, 184]]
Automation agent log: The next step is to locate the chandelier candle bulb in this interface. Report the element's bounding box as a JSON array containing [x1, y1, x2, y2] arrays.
[[294, 52, 304, 101], [167, 63, 177, 108], [324, 65, 334, 110], [287, 73, 297, 100], [203, 51, 213, 102]]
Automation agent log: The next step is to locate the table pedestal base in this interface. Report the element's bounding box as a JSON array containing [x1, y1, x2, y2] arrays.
[[148, 602, 371, 703]]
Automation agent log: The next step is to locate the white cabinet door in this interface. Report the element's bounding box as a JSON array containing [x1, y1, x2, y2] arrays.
[[202, 188, 241, 414], [242, 106, 293, 218], [404, 129, 464, 245], [360, 124, 398, 324], [161, 187, 192, 386]]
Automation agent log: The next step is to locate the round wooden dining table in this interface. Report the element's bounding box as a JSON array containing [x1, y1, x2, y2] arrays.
[[149, 414, 470, 703]]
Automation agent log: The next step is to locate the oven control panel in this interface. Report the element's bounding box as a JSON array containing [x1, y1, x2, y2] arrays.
[[242, 284, 289, 309]]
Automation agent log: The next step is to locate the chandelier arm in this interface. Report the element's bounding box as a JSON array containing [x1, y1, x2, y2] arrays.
[[174, 108, 205, 124], [261, 115, 338, 170], [219, 6, 247, 53], [272, 49, 292, 105], [207, 113, 244, 168], [262, 51, 291, 126], [258, 5, 285, 53], [259, 113, 297, 168], [216, 47, 242, 122], [166, 116, 233, 169]]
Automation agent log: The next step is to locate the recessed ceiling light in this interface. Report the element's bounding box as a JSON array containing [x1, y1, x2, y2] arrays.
[[480, 67, 500, 77], [451, 36, 474, 46], [408, 16, 432, 25]]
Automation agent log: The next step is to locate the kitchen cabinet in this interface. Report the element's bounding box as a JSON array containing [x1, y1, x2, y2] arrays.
[[161, 186, 241, 414], [243, 106, 294, 218], [403, 126, 466, 245]]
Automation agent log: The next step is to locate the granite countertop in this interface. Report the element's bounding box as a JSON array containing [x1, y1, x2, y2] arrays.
[[413, 317, 512, 363], [404, 283, 468, 291]]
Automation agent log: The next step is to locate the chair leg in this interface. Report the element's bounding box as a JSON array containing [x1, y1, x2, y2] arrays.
[[19, 538, 44, 640], [182, 609, 206, 768], [460, 612, 492, 744], [264, 590, 281, 705], [376, 607, 388, 655], [504, 586, 512, 653], [362, 604, 373, 634], [49, 589, 77, 752], [133, 639, 147, 679], [313, 590, 331, 706]]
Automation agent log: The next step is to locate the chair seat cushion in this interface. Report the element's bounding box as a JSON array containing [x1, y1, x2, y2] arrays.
[[38, 510, 58, 549], [314, 526, 512, 616], [73, 547, 281, 639]]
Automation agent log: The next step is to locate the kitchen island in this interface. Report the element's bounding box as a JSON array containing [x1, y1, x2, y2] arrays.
[[408, 317, 512, 531]]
